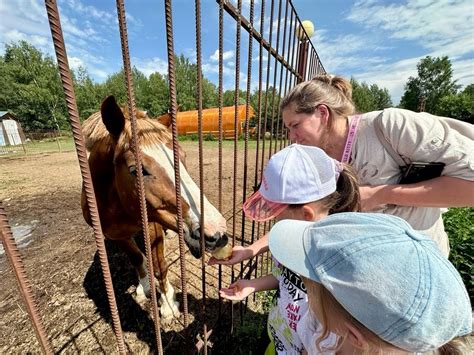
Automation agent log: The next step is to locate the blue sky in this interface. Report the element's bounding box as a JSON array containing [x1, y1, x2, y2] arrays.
[[1, 0, 473, 104]]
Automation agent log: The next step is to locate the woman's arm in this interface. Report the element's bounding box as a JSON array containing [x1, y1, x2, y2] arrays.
[[208, 233, 269, 265], [360, 176, 474, 211], [219, 274, 278, 301]]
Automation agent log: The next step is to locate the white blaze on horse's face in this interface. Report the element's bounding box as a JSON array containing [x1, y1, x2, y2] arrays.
[[141, 143, 227, 247]]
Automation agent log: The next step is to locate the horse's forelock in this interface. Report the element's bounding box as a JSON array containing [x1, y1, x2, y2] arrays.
[[83, 107, 173, 151]]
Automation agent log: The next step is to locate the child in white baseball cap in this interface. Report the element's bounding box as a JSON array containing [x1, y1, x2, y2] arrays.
[[218, 144, 361, 354], [269, 213, 472, 354]]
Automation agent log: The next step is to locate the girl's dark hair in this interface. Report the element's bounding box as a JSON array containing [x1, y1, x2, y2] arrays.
[[321, 163, 361, 213]]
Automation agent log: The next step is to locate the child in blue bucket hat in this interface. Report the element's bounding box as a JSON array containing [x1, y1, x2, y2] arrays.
[[269, 213, 472, 354]]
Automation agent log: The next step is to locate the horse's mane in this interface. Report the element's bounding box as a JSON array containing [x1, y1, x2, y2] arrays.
[[83, 108, 173, 151]]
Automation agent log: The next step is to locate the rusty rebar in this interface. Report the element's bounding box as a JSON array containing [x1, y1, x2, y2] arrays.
[[217, 0, 225, 317], [231, 0, 243, 329], [268, 0, 283, 157], [164, 0, 190, 336], [194, 0, 208, 352], [115, 1, 164, 353], [241, 0, 254, 250], [250, 0, 266, 294], [0, 205, 53, 354], [276, 0, 290, 152], [262, 0, 275, 162], [44, 1, 126, 353], [222, 0, 298, 78]]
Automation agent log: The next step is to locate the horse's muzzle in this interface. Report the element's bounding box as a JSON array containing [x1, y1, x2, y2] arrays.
[[184, 229, 228, 259]]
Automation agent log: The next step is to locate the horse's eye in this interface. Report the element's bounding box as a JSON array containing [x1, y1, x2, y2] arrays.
[[129, 165, 150, 177]]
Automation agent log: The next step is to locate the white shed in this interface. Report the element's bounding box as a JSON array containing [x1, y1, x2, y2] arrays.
[[0, 111, 24, 146]]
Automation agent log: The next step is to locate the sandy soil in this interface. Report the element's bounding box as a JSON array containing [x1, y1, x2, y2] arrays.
[[0, 141, 272, 353]]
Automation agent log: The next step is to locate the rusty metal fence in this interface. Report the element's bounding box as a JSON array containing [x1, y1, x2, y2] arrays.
[[0, 0, 325, 353]]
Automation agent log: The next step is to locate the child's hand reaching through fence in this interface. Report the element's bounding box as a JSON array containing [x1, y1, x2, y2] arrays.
[[208, 245, 253, 266], [219, 274, 278, 302], [219, 279, 256, 301]]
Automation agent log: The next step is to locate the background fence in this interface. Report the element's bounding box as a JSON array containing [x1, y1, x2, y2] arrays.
[[0, 0, 325, 353]]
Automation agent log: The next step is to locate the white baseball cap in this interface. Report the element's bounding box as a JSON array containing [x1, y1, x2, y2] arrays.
[[243, 144, 340, 221]]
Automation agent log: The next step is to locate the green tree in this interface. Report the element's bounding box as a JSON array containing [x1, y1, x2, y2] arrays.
[[0, 41, 68, 131], [351, 78, 392, 112], [174, 54, 197, 111], [73, 66, 103, 120], [399, 56, 459, 113], [201, 79, 218, 109], [173, 54, 219, 111], [370, 84, 392, 110], [249, 86, 280, 132], [223, 89, 247, 106], [101, 67, 154, 113], [145, 72, 169, 117], [435, 84, 474, 123]]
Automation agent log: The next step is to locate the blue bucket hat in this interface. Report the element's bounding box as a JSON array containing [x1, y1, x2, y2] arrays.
[[269, 213, 472, 352]]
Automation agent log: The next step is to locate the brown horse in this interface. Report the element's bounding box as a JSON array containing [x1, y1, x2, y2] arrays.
[[81, 96, 228, 319]]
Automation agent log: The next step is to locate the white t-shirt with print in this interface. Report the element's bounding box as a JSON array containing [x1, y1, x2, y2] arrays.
[[267, 257, 309, 354]]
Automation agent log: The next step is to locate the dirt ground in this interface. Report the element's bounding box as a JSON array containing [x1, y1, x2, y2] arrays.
[[0, 141, 272, 354]]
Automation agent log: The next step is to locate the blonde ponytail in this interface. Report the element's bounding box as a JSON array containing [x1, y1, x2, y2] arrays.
[[280, 74, 355, 131]]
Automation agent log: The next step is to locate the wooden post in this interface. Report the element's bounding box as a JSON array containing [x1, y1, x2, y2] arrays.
[[297, 40, 309, 83]]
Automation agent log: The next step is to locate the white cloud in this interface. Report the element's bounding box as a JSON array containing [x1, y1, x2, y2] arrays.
[[308, 0, 474, 105], [347, 0, 474, 55], [64, 0, 115, 26], [0, 0, 117, 82], [252, 54, 268, 62], [450, 58, 474, 89], [202, 62, 235, 76], [2, 30, 49, 48], [68, 56, 85, 70], [1, 2, 49, 45], [89, 67, 109, 80], [133, 57, 168, 77], [210, 49, 234, 61]]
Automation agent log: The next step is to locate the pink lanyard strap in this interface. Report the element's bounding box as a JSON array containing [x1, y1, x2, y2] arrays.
[[341, 114, 362, 163]]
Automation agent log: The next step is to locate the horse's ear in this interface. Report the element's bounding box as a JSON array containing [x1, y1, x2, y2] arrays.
[[101, 95, 125, 138]]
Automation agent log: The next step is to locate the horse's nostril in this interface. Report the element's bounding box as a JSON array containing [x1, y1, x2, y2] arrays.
[[192, 229, 201, 241], [215, 233, 228, 249]]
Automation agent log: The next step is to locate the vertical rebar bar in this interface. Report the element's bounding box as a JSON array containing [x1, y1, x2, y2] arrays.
[[217, 0, 225, 317], [164, 0, 190, 340], [194, 0, 209, 352], [0, 205, 53, 355], [44, 2, 126, 353], [115, 1, 164, 353]]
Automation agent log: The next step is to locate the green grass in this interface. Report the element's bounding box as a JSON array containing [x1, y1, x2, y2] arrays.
[[443, 207, 474, 303], [0, 136, 75, 156]]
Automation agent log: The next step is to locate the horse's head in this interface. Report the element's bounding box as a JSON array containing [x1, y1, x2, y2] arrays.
[[86, 96, 228, 258]]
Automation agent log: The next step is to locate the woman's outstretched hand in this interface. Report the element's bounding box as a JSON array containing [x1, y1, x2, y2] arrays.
[[219, 279, 256, 301], [208, 245, 254, 266]]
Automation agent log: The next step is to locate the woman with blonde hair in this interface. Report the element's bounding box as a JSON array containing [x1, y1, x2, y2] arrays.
[[279, 74, 474, 256]]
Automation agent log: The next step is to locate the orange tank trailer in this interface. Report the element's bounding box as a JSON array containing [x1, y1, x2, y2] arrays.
[[157, 105, 254, 139]]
